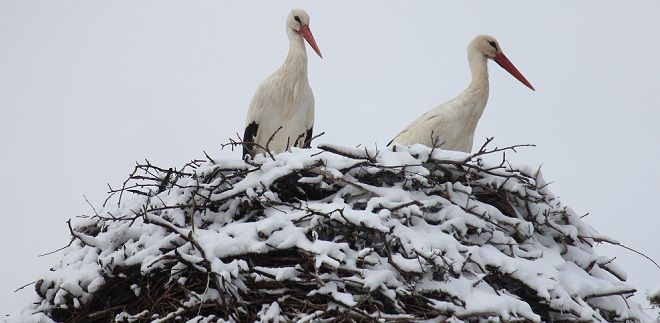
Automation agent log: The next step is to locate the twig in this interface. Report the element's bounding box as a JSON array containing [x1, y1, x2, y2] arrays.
[[37, 238, 74, 257], [13, 281, 36, 293], [592, 237, 660, 271]]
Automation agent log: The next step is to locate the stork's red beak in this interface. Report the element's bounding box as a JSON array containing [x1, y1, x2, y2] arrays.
[[494, 52, 535, 91], [299, 25, 323, 59]]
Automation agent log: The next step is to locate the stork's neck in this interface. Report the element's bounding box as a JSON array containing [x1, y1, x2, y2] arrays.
[[458, 51, 490, 122], [466, 51, 489, 97], [280, 28, 309, 80]]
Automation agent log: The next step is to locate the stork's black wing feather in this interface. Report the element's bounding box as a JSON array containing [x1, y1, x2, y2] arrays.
[[386, 131, 404, 147], [303, 127, 313, 148], [243, 121, 259, 157]]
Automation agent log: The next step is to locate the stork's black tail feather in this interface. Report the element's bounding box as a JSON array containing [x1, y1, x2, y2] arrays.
[[243, 121, 259, 157], [303, 127, 313, 148]]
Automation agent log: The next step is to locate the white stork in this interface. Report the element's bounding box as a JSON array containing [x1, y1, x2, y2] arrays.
[[389, 35, 534, 152], [243, 9, 323, 158]]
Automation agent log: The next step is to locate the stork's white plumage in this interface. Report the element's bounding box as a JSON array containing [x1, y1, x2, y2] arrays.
[[243, 9, 322, 158], [389, 35, 534, 152]]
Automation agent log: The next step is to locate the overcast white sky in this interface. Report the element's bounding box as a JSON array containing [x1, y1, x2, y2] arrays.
[[1, 0, 659, 317]]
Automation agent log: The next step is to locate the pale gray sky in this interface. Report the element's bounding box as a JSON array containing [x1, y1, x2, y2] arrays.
[[1, 1, 659, 316]]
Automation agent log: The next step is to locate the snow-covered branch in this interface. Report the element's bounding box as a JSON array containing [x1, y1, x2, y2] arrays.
[[11, 141, 648, 322]]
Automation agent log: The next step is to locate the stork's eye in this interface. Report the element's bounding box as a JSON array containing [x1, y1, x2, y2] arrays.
[[294, 16, 301, 24], [488, 41, 498, 49]]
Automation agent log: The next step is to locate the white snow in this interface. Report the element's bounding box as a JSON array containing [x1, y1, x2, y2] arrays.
[[7, 145, 650, 322]]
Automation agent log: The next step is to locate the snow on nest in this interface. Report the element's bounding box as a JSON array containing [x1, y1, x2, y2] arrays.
[[648, 286, 660, 313], [9, 143, 649, 322]]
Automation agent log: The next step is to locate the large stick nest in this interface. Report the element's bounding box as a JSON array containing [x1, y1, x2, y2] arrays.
[[17, 141, 645, 322]]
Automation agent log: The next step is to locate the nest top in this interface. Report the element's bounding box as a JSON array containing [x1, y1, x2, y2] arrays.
[[12, 142, 647, 322]]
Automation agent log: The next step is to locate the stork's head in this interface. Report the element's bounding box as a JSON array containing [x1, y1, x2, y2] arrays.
[[470, 35, 534, 91], [287, 9, 323, 58]]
